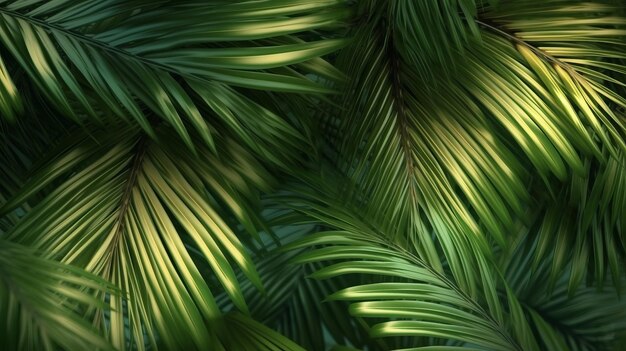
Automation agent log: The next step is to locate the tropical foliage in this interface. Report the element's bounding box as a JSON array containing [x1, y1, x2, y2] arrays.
[[1, 0, 626, 350]]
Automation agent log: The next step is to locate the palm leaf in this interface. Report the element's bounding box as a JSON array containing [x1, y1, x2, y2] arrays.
[[332, 20, 527, 298], [516, 146, 626, 291], [0, 0, 348, 151], [0, 124, 276, 350], [480, 0, 626, 155], [0, 239, 114, 350], [503, 233, 626, 351], [326, 0, 626, 297], [273, 179, 525, 350], [284, 230, 521, 350]]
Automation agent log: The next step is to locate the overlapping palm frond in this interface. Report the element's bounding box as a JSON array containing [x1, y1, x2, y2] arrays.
[[0, 239, 113, 350], [0, 0, 348, 152], [0, 123, 281, 350], [480, 0, 626, 156], [219, 246, 371, 351], [503, 233, 626, 351], [282, 226, 521, 349], [472, 0, 626, 288], [332, 2, 529, 299], [272, 180, 526, 350], [277, 179, 626, 350], [327, 0, 626, 296], [515, 146, 626, 291], [1, 0, 626, 349]]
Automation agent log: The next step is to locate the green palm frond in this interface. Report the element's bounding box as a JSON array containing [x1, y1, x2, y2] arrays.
[[285, 230, 521, 350], [0, 54, 20, 120], [274, 181, 524, 350], [0, 124, 277, 350], [280, 183, 626, 350], [0, 0, 348, 150], [332, 10, 527, 297], [518, 147, 626, 291], [0, 239, 113, 350], [480, 0, 626, 155], [220, 247, 371, 350], [504, 234, 626, 351], [326, 0, 626, 294]]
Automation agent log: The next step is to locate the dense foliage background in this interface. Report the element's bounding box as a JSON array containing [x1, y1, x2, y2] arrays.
[[1, 0, 626, 350]]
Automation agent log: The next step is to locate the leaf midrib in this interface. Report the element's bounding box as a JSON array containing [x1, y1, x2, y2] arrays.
[[383, 26, 420, 205], [400, 245, 523, 351], [110, 135, 147, 245], [476, 18, 581, 77]]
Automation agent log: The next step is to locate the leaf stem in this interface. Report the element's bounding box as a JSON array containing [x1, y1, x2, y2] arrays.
[[383, 27, 419, 205], [111, 135, 147, 243]]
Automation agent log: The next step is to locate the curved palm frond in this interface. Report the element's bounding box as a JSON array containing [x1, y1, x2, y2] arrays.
[[326, 0, 626, 296], [219, 246, 372, 351], [0, 0, 349, 151], [272, 180, 526, 350], [480, 0, 626, 155], [284, 230, 521, 350], [0, 123, 278, 350], [277, 173, 626, 350], [503, 233, 626, 351], [331, 4, 528, 298], [0, 239, 114, 350], [515, 146, 626, 291]]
